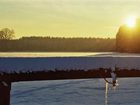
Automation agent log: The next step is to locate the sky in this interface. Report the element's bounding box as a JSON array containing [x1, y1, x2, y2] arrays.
[[0, 0, 140, 38]]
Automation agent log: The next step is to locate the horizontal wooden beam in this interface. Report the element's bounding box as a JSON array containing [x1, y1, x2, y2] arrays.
[[1, 69, 140, 82]]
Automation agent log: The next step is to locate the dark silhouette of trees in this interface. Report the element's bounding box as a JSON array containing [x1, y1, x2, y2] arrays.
[[0, 36, 115, 52], [0, 28, 14, 40], [0, 28, 115, 52], [116, 18, 140, 53]]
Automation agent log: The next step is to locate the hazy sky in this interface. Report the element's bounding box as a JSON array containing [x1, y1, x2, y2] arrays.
[[0, 0, 140, 38]]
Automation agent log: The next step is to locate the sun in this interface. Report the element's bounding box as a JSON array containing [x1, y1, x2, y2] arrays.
[[125, 16, 136, 28]]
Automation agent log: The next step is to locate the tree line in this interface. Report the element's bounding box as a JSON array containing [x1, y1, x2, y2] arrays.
[[0, 28, 115, 52], [0, 36, 115, 52]]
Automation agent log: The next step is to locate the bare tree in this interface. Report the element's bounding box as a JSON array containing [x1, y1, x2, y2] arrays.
[[0, 28, 14, 40]]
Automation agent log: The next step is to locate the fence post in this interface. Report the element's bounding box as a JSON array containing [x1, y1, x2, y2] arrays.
[[0, 81, 11, 105]]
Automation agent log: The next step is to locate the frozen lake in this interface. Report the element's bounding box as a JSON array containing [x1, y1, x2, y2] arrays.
[[11, 78, 140, 105]]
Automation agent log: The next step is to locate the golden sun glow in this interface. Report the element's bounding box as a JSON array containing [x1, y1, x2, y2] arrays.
[[125, 16, 137, 28]]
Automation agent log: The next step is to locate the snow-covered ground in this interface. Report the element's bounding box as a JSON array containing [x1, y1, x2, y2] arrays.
[[11, 78, 140, 105], [0, 52, 140, 72], [0, 52, 139, 105]]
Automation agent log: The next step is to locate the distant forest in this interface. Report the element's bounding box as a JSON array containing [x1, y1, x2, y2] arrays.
[[0, 37, 116, 52]]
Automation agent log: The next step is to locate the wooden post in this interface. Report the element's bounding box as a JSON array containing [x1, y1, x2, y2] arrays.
[[0, 81, 11, 105]]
